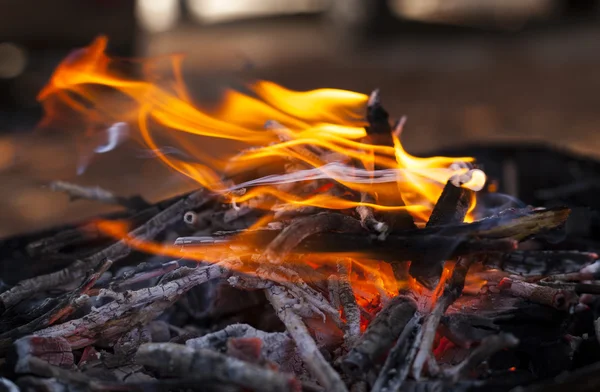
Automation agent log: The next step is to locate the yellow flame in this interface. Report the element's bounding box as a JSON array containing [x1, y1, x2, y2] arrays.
[[39, 37, 488, 310]]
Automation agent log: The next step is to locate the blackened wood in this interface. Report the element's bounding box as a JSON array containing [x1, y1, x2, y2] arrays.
[[30, 259, 239, 350], [136, 343, 300, 392], [342, 295, 417, 377], [498, 278, 579, 311], [411, 180, 473, 288], [264, 212, 364, 263], [265, 284, 348, 392], [412, 257, 474, 379], [186, 323, 304, 375], [219, 206, 569, 241], [481, 250, 598, 277], [426, 181, 472, 228], [179, 232, 517, 262], [443, 333, 519, 382], [372, 315, 423, 392], [0, 259, 112, 352]]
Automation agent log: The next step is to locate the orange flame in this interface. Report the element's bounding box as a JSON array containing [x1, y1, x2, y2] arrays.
[[39, 37, 488, 311]]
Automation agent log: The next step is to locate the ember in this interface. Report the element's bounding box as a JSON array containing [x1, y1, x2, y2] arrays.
[[1, 36, 599, 392]]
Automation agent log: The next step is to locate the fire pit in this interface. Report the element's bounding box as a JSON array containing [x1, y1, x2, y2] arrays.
[[1, 36, 599, 392]]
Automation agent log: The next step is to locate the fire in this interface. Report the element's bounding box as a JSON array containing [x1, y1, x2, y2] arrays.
[[39, 37, 487, 310]]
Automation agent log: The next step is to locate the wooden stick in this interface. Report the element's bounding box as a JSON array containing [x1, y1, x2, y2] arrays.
[[342, 295, 417, 377], [412, 256, 474, 379], [179, 233, 518, 262], [443, 333, 519, 382], [265, 284, 348, 392], [498, 278, 579, 311], [481, 250, 598, 277], [337, 259, 361, 349], [136, 343, 300, 392], [411, 180, 473, 289], [264, 212, 364, 264], [31, 259, 239, 349], [0, 189, 212, 310], [372, 315, 423, 392]]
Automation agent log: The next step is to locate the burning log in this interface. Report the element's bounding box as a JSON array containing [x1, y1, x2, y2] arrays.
[[179, 232, 518, 261], [480, 250, 598, 276], [410, 175, 475, 289], [136, 343, 301, 392], [265, 284, 348, 392], [341, 295, 417, 377], [497, 278, 579, 311]]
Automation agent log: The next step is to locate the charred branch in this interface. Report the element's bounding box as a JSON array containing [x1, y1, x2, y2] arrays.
[[186, 323, 304, 375], [265, 284, 348, 392], [32, 259, 239, 349], [411, 179, 473, 289], [137, 343, 300, 392], [264, 212, 363, 264], [498, 278, 579, 311], [443, 333, 519, 382], [412, 256, 474, 379], [342, 295, 417, 377], [372, 315, 423, 392], [179, 232, 518, 262], [0, 189, 213, 311], [480, 250, 598, 277], [337, 259, 361, 348]]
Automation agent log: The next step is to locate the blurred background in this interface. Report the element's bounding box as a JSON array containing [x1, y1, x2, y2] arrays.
[[0, 0, 599, 236]]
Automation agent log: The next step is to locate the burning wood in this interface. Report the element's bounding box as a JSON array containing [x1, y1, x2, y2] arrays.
[[2, 36, 600, 392]]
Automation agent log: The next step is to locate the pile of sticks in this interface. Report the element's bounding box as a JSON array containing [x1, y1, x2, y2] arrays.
[[1, 94, 600, 392]]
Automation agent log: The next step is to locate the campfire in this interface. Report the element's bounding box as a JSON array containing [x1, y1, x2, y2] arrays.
[[1, 36, 599, 392]]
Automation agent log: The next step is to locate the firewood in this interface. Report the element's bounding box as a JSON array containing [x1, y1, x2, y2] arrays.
[[335, 259, 361, 349], [186, 323, 304, 375], [512, 359, 600, 392], [0, 259, 113, 352], [341, 295, 417, 377], [265, 284, 348, 392], [372, 315, 423, 392], [31, 259, 240, 349], [443, 333, 519, 382], [0, 189, 213, 311], [263, 212, 364, 264], [136, 342, 300, 392], [498, 278, 579, 311], [412, 256, 474, 379], [13, 336, 74, 371], [410, 179, 473, 289], [480, 250, 598, 277], [179, 232, 518, 262]]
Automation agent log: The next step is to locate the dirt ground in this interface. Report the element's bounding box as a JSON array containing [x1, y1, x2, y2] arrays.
[[1, 17, 599, 237]]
